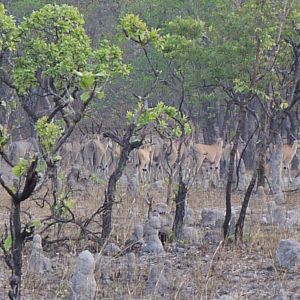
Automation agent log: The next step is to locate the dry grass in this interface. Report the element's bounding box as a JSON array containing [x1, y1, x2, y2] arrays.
[[0, 178, 300, 299]]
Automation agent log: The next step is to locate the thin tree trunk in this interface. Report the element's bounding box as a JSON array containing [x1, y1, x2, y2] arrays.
[[9, 199, 22, 300], [101, 143, 132, 240], [257, 114, 268, 187], [235, 168, 257, 242], [173, 166, 187, 240], [101, 124, 141, 240], [224, 104, 246, 239]]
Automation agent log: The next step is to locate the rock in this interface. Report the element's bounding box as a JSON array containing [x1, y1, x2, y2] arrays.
[[181, 208, 199, 243], [67, 166, 80, 188], [256, 186, 267, 203], [275, 239, 300, 271], [273, 191, 285, 205], [131, 223, 144, 241], [126, 252, 136, 283], [201, 208, 224, 228], [154, 202, 169, 215], [127, 173, 138, 197], [100, 256, 111, 284], [182, 226, 199, 244], [124, 224, 144, 253], [71, 250, 96, 300], [216, 295, 236, 300], [28, 234, 52, 274], [143, 215, 165, 254], [151, 205, 172, 245], [238, 159, 248, 190], [286, 208, 300, 228], [204, 230, 223, 244], [266, 201, 287, 228], [103, 242, 121, 256], [184, 208, 195, 226], [275, 289, 288, 300], [264, 202, 300, 229], [153, 180, 164, 191], [145, 264, 169, 296]]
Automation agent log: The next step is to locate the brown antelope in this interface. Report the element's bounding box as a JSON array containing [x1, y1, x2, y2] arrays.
[[163, 139, 190, 168], [8, 138, 39, 165], [191, 138, 223, 180], [80, 135, 109, 178], [149, 136, 165, 181], [136, 143, 153, 182], [282, 140, 299, 182], [107, 141, 121, 172], [59, 139, 82, 169]]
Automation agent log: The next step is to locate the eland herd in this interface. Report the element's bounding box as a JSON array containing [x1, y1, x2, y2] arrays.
[[2, 133, 299, 187]]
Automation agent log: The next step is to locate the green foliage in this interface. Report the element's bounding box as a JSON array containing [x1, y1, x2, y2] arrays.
[[3, 234, 12, 252], [280, 102, 289, 110], [0, 125, 8, 148], [13, 4, 91, 95], [127, 101, 191, 137], [12, 158, 29, 178], [0, 4, 18, 52], [119, 14, 162, 46], [35, 116, 63, 154], [166, 16, 205, 40], [54, 198, 74, 217], [94, 39, 131, 77]]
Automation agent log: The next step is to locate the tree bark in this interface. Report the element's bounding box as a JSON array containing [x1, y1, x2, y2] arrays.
[[235, 168, 257, 242], [224, 103, 246, 239], [173, 166, 187, 240], [9, 199, 22, 300], [271, 133, 283, 195], [101, 124, 141, 240]]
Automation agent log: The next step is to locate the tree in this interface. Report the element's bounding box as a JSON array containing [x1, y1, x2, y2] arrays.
[[0, 4, 129, 299], [101, 13, 191, 240]]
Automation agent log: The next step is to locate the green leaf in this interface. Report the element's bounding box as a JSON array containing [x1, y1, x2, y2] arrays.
[[80, 91, 90, 103], [280, 102, 289, 110], [31, 219, 41, 227], [4, 234, 12, 252], [96, 89, 105, 99], [53, 154, 62, 161], [12, 158, 28, 177], [80, 72, 95, 89]]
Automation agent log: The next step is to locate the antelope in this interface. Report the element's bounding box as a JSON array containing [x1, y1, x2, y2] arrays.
[[8, 138, 39, 165], [191, 138, 223, 180], [149, 137, 165, 181], [107, 141, 121, 172], [80, 135, 109, 178], [282, 140, 299, 182], [136, 143, 153, 182], [59, 139, 82, 169]]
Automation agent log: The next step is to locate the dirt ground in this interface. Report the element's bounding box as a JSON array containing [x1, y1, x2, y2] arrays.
[[0, 179, 300, 300]]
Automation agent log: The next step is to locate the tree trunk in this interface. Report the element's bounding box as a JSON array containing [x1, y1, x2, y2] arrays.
[[224, 104, 246, 239], [235, 168, 257, 242], [202, 101, 217, 143], [271, 133, 284, 200], [9, 199, 22, 300], [257, 113, 268, 187], [101, 123, 141, 240], [101, 142, 132, 240], [173, 166, 187, 240]]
